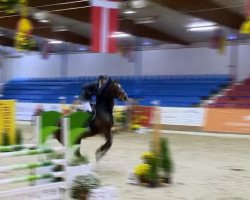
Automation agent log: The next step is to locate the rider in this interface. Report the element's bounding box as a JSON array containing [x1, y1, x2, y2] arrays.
[[80, 75, 111, 112]]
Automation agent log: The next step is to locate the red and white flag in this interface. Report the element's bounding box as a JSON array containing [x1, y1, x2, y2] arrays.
[[91, 0, 120, 53], [245, 0, 250, 16]]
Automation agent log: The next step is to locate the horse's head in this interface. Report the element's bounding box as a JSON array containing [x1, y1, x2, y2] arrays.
[[110, 81, 128, 102]]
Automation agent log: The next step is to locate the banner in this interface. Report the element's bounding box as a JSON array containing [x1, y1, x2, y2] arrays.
[[131, 106, 154, 127], [0, 100, 16, 145], [91, 0, 120, 53], [161, 107, 204, 126], [15, 103, 205, 128], [204, 108, 250, 133]]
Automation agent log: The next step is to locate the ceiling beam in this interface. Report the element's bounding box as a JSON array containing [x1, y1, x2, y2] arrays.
[[31, 4, 188, 45], [0, 37, 13, 47], [0, 0, 189, 45], [153, 0, 244, 30], [29, 0, 79, 7], [33, 27, 89, 45], [120, 19, 189, 45], [0, 16, 89, 46]]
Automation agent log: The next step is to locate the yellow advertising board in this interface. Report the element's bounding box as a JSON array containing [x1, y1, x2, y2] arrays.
[[0, 100, 16, 145]]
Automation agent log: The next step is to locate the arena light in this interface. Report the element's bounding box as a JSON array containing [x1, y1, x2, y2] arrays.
[[53, 26, 69, 32], [123, 9, 136, 14], [187, 26, 218, 32], [111, 32, 131, 38], [39, 19, 50, 23], [142, 40, 152, 46], [49, 40, 63, 44], [78, 47, 87, 51], [186, 21, 218, 32], [227, 34, 238, 40], [135, 16, 156, 24]]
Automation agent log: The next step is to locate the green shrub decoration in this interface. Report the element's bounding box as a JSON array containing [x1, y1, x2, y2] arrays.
[[70, 174, 101, 200], [146, 156, 160, 187], [16, 129, 23, 145], [2, 131, 10, 146], [134, 137, 174, 187], [160, 138, 173, 174]]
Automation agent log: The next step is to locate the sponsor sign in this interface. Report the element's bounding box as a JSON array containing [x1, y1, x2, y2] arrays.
[[204, 108, 250, 133]]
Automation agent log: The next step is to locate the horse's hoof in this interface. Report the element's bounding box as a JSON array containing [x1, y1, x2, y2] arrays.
[[74, 147, 82, 158], [95, 153, 101, 162], [95, 150, 102, 162]]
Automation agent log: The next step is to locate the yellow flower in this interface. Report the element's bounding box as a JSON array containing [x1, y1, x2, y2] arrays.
[[134, 164, 150, 177], [141, 151, 155, 160], [131, 124, 141, 130]]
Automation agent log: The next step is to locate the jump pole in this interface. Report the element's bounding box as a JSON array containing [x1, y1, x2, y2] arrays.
[[0, 172, 65, 185], [0, 113, 68, 199], [0, 144, 37, 152], [151, 101, 162, 155], [0, 159, 65, 173], [0, 146, 65, 158]]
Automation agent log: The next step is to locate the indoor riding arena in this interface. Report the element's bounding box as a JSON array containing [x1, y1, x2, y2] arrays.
[[0, 0, 250, 200]]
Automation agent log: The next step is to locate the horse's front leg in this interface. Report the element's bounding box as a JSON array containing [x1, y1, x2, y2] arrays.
[[95, 130, 113, 161], [74, 126, 94, 158]]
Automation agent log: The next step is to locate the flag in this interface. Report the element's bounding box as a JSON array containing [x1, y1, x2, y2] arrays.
[[91, 0, 120, 53], [244, 0, 250, 16]]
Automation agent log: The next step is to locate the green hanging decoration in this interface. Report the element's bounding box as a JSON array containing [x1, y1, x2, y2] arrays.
[[14, 0, 36, 51], [0, 0, 20, 14]]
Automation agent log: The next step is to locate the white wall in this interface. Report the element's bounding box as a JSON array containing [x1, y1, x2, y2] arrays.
[[66, 53, 135, 77], [2, 53, 135, 81], [2, 44, 250, 81], [2, 54, 61, 81], [142, 46, 230, 76], [238, 44, 250, 80]]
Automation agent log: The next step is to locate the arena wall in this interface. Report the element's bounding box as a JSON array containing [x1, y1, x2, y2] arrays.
[[2, 44, 250, 82]]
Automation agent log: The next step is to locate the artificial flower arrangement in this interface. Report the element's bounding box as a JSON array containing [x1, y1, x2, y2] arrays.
[[15, 31, 36, 50], [132, 138, 174, 187], [14, 17, 36, 51], [131, 115, 148, 130], [0, 0, 20, 13], [113, 109, 127, 132]]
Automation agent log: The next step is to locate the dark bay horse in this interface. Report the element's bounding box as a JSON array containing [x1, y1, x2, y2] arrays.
[[55, 80, 128, 161]]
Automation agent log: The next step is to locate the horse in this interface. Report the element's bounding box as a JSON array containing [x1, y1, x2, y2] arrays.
[[55, 80, 128, 161]]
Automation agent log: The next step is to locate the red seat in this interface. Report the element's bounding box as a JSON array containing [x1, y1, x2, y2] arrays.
[[210, 77, 250, 108]]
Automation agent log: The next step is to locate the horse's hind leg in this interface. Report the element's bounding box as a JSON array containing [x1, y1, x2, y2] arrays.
[[95, 130, 113, 161]]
